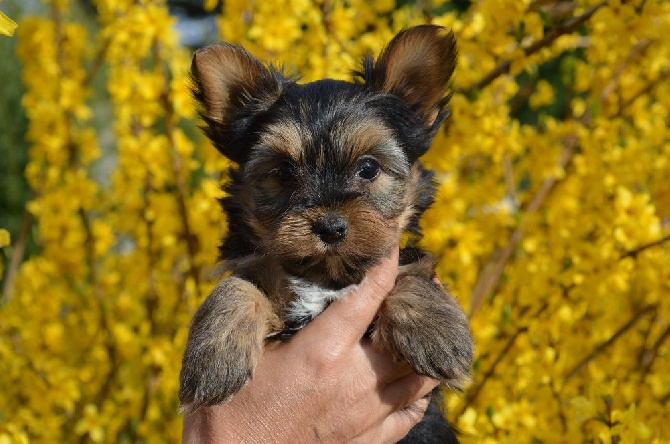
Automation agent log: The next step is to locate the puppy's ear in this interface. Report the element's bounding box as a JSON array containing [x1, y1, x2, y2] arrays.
[[360, 25, 457, 128], [191, 43, 284, 164]]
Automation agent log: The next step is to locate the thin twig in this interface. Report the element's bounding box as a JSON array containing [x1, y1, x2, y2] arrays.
[[615, 68, 670, 118], [600, 39, 652, 99], [639, 326, 670, 380], [419, 0, 434, 23], [502, 154, 517, 207], [320, 0, 332, 60], [621, 235, 670, 260], [319, 0, 349, 64], [455, 326, 528, 416], [551, 372, 568, 433], [564, 305, 657, 383], [155, 41, 201, 301], [83, 35, 111, 87], [469, 137, 577, 316], [458, 304, 547, 415], [468, 34, 654, 316], [142, 172, 160, 334], [50, 5, 119, 441], [1, 209, 32, 302], [509, 76, 539, 115], [636, 309, 658, 378], [460, 1, 606, 94], [529, 0, 576, 22]]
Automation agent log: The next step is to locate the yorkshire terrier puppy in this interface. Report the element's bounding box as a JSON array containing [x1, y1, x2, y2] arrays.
[[179, 24, 474, 433]]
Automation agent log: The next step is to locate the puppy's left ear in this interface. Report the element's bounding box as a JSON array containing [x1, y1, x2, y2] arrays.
[[191, 43, 285, 164], [360, 25, 457, 129]]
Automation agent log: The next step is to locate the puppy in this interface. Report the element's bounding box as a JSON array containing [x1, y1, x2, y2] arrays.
[[179, 25, 474, 432]]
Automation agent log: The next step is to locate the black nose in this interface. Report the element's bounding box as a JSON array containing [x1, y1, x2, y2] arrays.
[[312, 214, 349, 244]]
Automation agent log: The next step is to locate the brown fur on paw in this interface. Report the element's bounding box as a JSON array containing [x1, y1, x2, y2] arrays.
[[372, 259, 474, 389], [179, 277, 281, 412]]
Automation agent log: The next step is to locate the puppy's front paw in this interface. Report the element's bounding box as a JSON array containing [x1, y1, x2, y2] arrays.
[[179, 277, 278, 412], [372, 273, 474, 389]]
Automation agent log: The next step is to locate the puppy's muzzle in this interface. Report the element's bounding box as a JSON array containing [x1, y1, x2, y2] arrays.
[[312, 214, 348, 244]]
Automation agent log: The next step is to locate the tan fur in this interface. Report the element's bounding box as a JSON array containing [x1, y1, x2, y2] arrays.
[[192, 43, 281, 124], [372, 256, 472, 389], [395, 162, 425, 234], [369, 26, 456, 126], [336, 118, 394, 159], [260, 120, 305, 161], [180, 26, 473, 413], [268, 201, 397, 263], [229, 256, 299, 315], [179, 277, 281, 412]]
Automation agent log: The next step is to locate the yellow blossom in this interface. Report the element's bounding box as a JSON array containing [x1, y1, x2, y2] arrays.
[[2, 0, 669, 441], [0, 229, 9, 248], [0, 9, 17, 37]]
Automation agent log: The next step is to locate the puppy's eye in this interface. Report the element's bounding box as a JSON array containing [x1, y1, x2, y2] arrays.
[[357, 158, 381, 181], [271, 161, 297, 185]]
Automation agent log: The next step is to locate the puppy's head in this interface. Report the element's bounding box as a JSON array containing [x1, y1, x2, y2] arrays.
[[192, 26, 457, 287]]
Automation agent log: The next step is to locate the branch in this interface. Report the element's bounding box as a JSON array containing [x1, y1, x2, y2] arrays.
[[550, 372, 568, 432], [319, 0, 349, 61], [469, 134, 577, 316], [460, 1, 606, 94], [615, 68, 670, 118], [509, 76, 539, 115], [1, 209, 32, 302], [639, 325, 670, 379], [455, 326, 528, 417], [600, 39, 652, 99], [529, 1, 576, 21], [457, 304, 546, 416], [52, 6, 119, 438], [142, 172, 160, 334], [468, 34, 652, 316], [419, 0, 434, 23], [83, 35, 111, 87], [564, 304, 657, 383], [621, 234, 670, 260], [52, 2, 100, 285], [155, 41, 201, 300]]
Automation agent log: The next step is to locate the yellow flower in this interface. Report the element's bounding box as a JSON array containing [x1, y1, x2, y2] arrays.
[[0, 229, 9, 248], [2, 0, 670, 441], [529, 80, 555, 109], [0, 10, 17, 37], [74, 404, 105, 442]]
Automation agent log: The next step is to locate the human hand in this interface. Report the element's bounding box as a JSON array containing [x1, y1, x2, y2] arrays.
[[182, 248, 439, 443]]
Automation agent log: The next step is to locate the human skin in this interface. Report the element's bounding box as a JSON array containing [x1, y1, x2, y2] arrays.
[[182, 248, 440, 443]]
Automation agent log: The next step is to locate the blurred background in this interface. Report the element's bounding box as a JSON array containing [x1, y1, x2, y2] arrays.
[[1, 0, 668, 442]]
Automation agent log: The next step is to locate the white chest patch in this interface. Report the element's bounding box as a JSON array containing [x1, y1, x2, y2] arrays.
[[286, 277, 355, 324]]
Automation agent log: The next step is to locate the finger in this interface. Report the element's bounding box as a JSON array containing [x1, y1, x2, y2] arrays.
[[378, 396, 431, 444], [379, 372, 439, 415], [307, 247, 399, 345]]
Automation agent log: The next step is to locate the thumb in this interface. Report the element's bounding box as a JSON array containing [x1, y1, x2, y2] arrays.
[[310, 247, 399, 345]]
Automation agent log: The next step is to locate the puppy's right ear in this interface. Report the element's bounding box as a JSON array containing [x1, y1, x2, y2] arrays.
[[191, 43, 284, 164]]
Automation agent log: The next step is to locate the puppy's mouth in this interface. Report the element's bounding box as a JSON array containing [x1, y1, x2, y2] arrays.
[[267, 206, 397, 286], [281, 253, 378, 288]]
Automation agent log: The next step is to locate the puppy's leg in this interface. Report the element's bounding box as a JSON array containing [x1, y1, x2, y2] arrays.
[[179, 277, 280, 412], [371, 256, 474, 388]]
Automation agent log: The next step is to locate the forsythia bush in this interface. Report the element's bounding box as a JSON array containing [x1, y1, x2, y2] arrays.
[[1, 0, 668, 442]]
